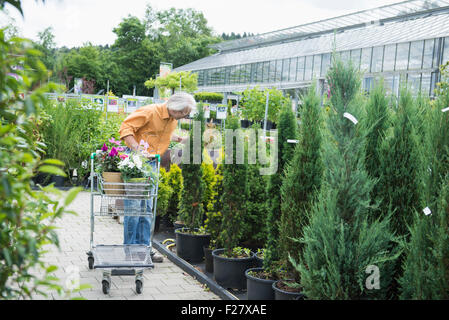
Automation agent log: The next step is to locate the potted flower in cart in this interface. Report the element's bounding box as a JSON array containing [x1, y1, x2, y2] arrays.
[[118, 152, 157, 196], [96, 137, 127, 196]]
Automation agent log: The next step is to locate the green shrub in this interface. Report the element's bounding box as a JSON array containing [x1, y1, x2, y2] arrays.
[[156, 167, 173, 219], [279, 84, 322, 279], [167, 163, 183, 223], [218, 115, 247, 252], [178, 104, 205, 230], [264, 102, 298, 271], [194, 92, 224, 103], [0, 26, 82, 299]]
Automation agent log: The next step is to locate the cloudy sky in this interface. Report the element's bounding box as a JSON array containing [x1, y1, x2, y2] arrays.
[[2, 0, 403, 48]]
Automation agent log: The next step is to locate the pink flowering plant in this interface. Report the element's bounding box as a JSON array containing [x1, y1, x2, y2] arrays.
[[96, 137, 127, 173]]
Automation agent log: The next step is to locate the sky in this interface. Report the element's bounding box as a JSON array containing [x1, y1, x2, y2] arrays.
[[2, 0, 405, 48]]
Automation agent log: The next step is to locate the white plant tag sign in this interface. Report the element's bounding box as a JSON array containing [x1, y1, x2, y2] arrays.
[[423, 207, 432, 216], [441, 107, 449, 113], [287, 139, 299, 144], [344, 112, 358, 125]]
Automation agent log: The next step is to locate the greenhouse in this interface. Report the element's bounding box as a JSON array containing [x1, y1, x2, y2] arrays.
[[175, 0, 449, 100]]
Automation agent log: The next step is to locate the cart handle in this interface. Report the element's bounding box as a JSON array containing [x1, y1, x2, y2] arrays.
[[91, 152, 159, 162]]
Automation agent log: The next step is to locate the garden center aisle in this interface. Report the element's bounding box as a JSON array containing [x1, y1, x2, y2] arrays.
[[36, 191, 220, 300]]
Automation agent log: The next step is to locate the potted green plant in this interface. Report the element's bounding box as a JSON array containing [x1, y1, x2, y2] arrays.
[[212, 115, 255, 291], [175, 104, 211, 263]]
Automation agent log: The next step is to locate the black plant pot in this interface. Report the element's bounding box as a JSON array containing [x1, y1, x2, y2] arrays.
[[154, 215, 161, 233], [175, 228, 211, 263], [254, 254, 263, 268], [50, 175, 66, 187], [212, 248, 256, 291], [245, 268, 275, 300], [203, 246, 214, 273], [272, 280, 304, 300]]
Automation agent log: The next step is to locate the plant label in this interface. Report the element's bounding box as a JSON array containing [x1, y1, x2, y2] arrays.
[[423, 207, 432, 216], [343, 112, 358, 125], [442, 107, 449, 113], [287, 139, 299, 144]]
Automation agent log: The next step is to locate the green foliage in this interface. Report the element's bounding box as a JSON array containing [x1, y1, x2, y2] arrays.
[[167, 163, 183, 223], [242, 130, 268, 247], [157, 167, 173, 218], [201, 159, 216, 214], [220, 246, 252, 259], [296, 57, 398, 299], [240, 86, 290, 123], [145, 70, 198, 95], [39, 99, 103, 182], [424, 63, 449, 206], [0, 25, 82, 299], [362, 80, 392, 202], [377, 88, 424, 236], [178, 104, 205, 229], [264, 103, 298, 271], [399, 178, 449, 299], [194, 92, 223, 103], [218, 115, 247, 253], [279, 84, 323, 279], [399, 62, 449, 300]]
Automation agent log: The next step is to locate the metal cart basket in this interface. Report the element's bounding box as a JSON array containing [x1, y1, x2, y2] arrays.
[[86, 152, 161, 294]]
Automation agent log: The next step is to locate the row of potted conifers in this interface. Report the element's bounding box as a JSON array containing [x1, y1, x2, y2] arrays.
[[174, 227, 303, 300]]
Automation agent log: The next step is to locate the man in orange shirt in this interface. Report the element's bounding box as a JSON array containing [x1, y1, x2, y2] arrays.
[[119, 92, 196, 262]]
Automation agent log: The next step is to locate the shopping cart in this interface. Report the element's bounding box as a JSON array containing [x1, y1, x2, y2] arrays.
[[86, 152, 161, 295]]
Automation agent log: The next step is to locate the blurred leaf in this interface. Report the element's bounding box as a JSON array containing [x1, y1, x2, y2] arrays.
[[38, 165, 66, 177]]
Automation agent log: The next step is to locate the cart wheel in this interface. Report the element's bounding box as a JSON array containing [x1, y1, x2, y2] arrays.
[[135, 280, 143, 294], [88, 257, 94, 270], [102, 280, 110, 294]]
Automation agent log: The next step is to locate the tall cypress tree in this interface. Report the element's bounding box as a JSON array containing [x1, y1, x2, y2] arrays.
[[263, 102, 298, 271], [400, 63, 449, 299], [400, 178, 449, 299], [362, 81, 392, 205], [218, 115, 248, 253], [377, 88, 424, 237], [279, 84, 322, 279], [294, 57, 398, 299], [178, 104, 205, 230]]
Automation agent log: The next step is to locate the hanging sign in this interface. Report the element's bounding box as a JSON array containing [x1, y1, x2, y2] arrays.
[[216, 106, 227, 120], [107, 97, 119, 113]]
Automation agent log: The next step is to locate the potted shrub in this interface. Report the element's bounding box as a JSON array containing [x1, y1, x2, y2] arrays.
[[176, 104, 211, 263], [153, 167, 173, 232], [212, 115, 255, 291], [275, 85, 323, 300], [203, 161, 224, 273]]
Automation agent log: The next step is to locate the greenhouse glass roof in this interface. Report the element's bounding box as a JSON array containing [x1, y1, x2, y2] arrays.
[[175, 0, 449, 72]]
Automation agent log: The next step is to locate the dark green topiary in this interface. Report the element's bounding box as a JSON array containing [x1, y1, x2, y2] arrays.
[[178, 103, 206, 230], [279, 84, 323, 279], [217, 115, 248, 253], [263, 101, 298, 271]]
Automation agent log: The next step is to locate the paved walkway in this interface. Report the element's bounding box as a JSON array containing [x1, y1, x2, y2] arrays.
[[34, 191, 220, 300]]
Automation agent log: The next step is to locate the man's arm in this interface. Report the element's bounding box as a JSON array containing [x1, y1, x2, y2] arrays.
[[122, 135, 140, 152]]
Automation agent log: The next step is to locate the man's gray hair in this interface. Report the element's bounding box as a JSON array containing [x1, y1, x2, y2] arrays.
[[167, 92, 196, 111]]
